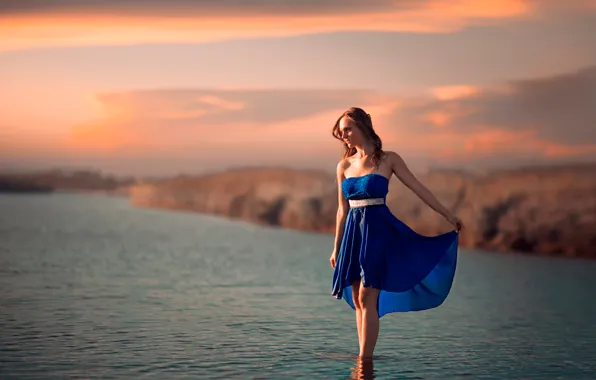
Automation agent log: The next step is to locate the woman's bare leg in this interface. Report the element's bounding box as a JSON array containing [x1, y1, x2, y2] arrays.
[[359, 285, 380, 358], [351, 279, 363, 353]]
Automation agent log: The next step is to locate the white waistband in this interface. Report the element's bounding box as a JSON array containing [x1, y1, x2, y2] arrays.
[[348, 198, 385, 208]]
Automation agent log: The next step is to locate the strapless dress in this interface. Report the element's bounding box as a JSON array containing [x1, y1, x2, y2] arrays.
[[331, 173, 459, 317]]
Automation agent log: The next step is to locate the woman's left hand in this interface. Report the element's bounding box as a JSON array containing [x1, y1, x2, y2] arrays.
[[447, 214, 464, 232]]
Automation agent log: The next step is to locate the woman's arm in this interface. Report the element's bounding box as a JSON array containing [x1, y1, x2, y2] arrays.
[[389, 152, 463, 230], [331, 160, 349, 267]]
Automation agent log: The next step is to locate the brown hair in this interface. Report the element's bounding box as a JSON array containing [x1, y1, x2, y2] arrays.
[[331, 107, 386, 168]]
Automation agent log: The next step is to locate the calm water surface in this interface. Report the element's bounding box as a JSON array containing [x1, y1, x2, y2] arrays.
[[1, 193, 595, 379]]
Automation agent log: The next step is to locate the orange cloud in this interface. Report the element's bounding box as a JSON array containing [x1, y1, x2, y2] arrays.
[[197, 96, 244, 111], [66, 89, 386, 156], [544, 143, 596, 158], [424, 111, 454, 128], [443, 127, 596, 160], [5, 65, 596, 174], [463, 128, 534, 154], [431, 85, 479, 100], [0, 0, 532, 51], [379, 124, 596, 165], [423, 87, 480, 128], [421, 102, 477, 129], [378, 65, 596, 165]]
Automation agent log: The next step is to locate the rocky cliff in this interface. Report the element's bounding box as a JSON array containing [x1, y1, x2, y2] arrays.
[[129, 164, 596, 259]]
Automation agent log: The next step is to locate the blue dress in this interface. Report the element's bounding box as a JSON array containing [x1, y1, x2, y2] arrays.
[[331, 173, 459, 318]]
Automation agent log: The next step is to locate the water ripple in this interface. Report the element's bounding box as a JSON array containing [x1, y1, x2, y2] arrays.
[[1, 193, 595, 379]]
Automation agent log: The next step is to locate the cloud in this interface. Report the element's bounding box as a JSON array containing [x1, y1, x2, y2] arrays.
[[461, 128, 596, 159], [431, 85, 479, 100], [0, 0, 535, 51], [527, 0, 596, 12], [1, 0, 400, 17], [0, 0, 525, 17], [68, 65, 596, 167], [382, 65, 596, 163], [91, 88, 383, 124], [68, 89, 390, 153], [4, 0, 594, 18], [4, 65, 593, 175], [473, 66, 596, 145], [65, 88, 401, 175]]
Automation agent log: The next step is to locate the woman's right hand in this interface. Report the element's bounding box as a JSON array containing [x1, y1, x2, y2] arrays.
[[330, 252, 337, 268]]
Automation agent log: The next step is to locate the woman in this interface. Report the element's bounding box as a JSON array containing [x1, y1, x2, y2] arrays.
[[330, 107, 463, 359]]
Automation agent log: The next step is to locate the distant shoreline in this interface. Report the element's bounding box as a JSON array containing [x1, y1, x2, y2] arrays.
[[2, 163, 595, 260], [0, 179, 54, 193]]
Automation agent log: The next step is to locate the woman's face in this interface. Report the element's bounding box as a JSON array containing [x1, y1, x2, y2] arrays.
[[338, 116, 364, 148]]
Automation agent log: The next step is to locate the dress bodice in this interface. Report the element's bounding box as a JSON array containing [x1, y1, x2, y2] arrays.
[[342, 173, 389, 200]]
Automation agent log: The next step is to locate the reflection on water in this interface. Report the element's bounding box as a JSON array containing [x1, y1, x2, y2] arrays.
[[349, 357, 376, 380], [1, 193, 596, 379]]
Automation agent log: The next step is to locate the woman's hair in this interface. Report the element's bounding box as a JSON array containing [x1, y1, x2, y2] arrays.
[[331, 107, 385, 168]]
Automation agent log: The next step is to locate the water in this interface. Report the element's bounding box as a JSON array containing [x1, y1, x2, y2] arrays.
[[1, 193, 595, 379]]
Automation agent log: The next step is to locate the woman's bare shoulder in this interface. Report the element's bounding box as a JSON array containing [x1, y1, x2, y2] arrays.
[[382, 150, 401, 163], [336, 158, 351, 175], [382, 151, 410, 174]]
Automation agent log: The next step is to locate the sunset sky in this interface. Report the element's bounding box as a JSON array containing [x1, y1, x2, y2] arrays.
[[1, 0, 596, 176]]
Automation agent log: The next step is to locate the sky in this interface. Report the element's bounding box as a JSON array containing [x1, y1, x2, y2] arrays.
[[1, 0, 596, 176]]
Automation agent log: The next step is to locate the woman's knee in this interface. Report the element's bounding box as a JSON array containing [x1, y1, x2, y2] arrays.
[[359, 287, 380, 310], [351, 280, 362, 310]]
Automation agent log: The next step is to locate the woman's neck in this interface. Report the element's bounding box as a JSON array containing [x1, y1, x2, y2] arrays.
[[353, 142, 376, 158]]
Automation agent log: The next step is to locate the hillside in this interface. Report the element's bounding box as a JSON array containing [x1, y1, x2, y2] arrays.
[[129, 164, 596, 259]]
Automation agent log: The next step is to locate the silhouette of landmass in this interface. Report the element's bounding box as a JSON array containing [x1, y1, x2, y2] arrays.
[[0, 169, 136, 195], [128, 163, 596, 259]]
